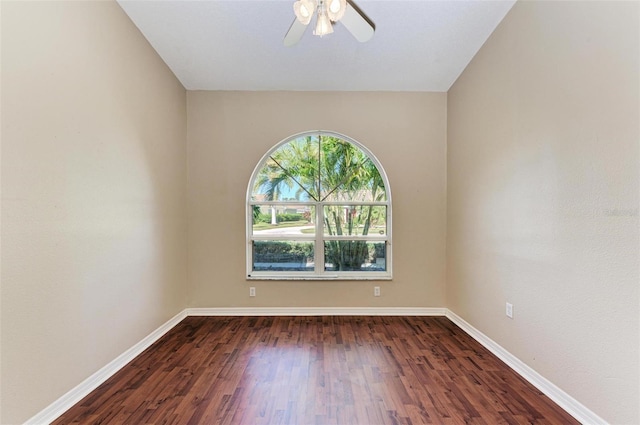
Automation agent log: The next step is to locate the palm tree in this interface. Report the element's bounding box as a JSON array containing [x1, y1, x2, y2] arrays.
[[254, 137, 320, 224], [254, 155, 295, 224], [319, 137, 385, 270]]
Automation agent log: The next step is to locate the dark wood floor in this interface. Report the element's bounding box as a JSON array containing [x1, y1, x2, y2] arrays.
[[54, 316, 579, 425]]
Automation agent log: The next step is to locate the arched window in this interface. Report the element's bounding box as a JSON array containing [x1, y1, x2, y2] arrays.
[[247, 131, 392, 280]]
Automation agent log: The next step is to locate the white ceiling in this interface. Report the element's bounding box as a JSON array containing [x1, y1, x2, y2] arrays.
[[117, 0, 516, 92]]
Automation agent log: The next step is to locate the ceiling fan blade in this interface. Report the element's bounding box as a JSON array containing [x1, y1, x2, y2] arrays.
[[284, 18, 308, 47], [341, 2, 374, 42]]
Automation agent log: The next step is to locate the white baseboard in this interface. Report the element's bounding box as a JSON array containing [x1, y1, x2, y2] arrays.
[[24, 309, 188, 425], [445, 310, 607, 425], [26, 307, 605, 425], [185, 307, 447, 316]]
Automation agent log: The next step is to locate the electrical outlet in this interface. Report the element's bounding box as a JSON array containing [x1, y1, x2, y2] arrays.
[[249, 287, 256, 297], [374, 286, 381, 297], [506, 302, 513, 319]]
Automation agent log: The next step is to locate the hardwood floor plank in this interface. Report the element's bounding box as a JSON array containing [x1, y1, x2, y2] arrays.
[[53, 317, 579, 425]]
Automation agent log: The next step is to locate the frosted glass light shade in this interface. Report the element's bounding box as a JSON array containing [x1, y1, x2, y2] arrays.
[[326, 0, 346, 22], [313, 10, 333, 36], [293, 0, 316, 26]]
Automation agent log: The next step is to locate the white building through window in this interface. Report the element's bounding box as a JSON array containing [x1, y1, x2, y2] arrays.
[[247, 131, 392, 280]]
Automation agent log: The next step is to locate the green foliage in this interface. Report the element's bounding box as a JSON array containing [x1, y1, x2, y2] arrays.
[[254, 212, 304, 224], [325, 240, 369, 271], [372, 242, 385, 260], [278, 213, 304, 222], [253, 241, 314, 263], [256, 213, 271, 223], [252, 205, 262, 221]]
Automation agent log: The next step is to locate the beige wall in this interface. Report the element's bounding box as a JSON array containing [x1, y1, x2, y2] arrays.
[[447, 1, 639, 423], [187, 91, 447, 308], [1, 2, 187, 423]]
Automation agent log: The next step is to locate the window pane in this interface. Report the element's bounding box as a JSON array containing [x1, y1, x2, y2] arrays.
[[252, 206, 315, 236], [253, 241, 314, 271], [317, 137, 386, 203], [252, 137, 320, 202], [323, 205, 386, 236], [324, 241, 386, 271], [319, 137, 370, 200], [321, 178, 387, 202]]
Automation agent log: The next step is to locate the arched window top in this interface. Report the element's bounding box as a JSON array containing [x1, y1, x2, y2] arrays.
[[247, 131, 392, 280], [250, 132, 390, 203]]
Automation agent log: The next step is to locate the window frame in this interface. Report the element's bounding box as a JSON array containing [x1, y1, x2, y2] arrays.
[[246, 131, 392, 280]]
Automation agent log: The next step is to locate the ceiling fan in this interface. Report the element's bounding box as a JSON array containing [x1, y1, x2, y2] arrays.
[[284, 0, 375, 46]]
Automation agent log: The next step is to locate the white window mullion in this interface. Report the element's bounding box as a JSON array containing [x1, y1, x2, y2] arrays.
[[315, 201, 324, 275], [323, 235, 388, 242]]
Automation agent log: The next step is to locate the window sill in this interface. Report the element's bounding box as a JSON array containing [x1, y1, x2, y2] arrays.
[[247, 274, 393, 281]]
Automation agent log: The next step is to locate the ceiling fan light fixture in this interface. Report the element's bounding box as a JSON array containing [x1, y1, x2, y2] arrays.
[[285, 0, 373, 45], [313, 8, 334, 37], [326, 0, 346, 22], [293, 0, 316, 26]]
